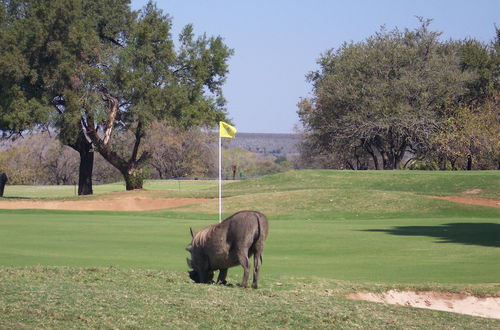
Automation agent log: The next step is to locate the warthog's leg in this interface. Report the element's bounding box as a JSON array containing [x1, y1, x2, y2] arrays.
[[252, 241, 265, 289], [217, 269, 228, 285], [237, 250, 250, 288], [252, 255, 261, 289]]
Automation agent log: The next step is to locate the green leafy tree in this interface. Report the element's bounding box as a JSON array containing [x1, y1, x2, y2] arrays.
[[458, 28, 500, 104], [431, 92, 500, 170], [0, 1, 52, 135], [0, 0, 133, 194], [429, 29, 500, 170], [298, 19, 474, 170], [81, 2, 232, 189], [0, 1, 232, 191]]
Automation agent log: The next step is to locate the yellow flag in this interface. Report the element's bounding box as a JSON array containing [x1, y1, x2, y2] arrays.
[[219, 121, 237, 138]]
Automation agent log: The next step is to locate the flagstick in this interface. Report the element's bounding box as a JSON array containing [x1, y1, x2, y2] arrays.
[[218, 134, 222, 222]]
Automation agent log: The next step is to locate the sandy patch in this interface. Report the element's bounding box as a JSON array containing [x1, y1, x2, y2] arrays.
[[0, 196, 210, 211], [464, 189, 483, 195], [347, 290, 500, 319], [428, 195, 500, 208]]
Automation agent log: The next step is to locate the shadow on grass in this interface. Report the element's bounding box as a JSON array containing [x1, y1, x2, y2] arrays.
[[364, 223, 500, 247], [0, 196, 33, 200]]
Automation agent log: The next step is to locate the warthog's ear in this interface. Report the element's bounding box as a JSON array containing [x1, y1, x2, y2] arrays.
[[190, 227, 195, 239], [186, 258, 193, 269], [185, 244, 193, 252]]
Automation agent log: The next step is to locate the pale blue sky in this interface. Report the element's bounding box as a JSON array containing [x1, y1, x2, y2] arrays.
[[131, 0, 499, 133]]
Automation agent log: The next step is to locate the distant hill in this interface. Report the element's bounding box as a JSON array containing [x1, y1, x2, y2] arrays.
[[224, 132, 300, 157]]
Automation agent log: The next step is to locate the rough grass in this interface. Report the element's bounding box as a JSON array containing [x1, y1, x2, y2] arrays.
[[222, 170, 500, 199], [1, 267, 499, 329], [174, 188, 453, 216]]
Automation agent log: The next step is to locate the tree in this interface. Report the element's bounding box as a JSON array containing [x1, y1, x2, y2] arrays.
[[298, 19, 474, 169], [144, 121, 216, 179], [80, 2, 232, 189], [458, 29, 500, 105], [297, 126, 369, 170], [0, 132, 71, 184], [222, 148, 292, 178], [0, 132, 122, 185], [0, 0, 133, 194], [431, 92, 500, 170], [0, 1, 52, 135], [0, 1, 232, 191], [428, 29, 500, 170]]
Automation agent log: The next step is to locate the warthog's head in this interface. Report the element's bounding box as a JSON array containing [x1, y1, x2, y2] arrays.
[[186, 228, 214, 284], [187, 259, 214, 283]]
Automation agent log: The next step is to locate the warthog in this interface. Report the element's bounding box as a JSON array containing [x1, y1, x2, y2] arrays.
[[186, 210, 268, 289]]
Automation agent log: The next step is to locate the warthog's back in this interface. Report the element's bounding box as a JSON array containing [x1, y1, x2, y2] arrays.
[[225, 210, 268, 247]]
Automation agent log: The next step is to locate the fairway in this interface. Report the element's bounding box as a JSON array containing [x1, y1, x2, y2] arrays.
[[0, 210, 498, 285], [0, 170, 499, 328]]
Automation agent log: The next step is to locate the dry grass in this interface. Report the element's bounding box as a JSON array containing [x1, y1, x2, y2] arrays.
[[1, 267, 499, 329]]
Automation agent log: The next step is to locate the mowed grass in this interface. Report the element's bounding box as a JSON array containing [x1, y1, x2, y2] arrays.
[[0, 170, 499, 328], [1, 210, 498, 285]]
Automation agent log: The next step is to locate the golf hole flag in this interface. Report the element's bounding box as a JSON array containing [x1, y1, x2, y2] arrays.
[[218, 121, 236, 222], [219, 121, 237, 138]]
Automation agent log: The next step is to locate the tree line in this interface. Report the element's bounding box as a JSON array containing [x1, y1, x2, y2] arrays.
[[298, 19, 499, 170], [0, 123, 295, 185]]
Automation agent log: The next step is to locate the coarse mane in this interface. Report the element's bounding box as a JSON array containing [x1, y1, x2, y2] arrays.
[[192, 225, 217, 247]]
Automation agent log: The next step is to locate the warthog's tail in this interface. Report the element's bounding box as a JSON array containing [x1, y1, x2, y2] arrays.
[[254, 211, 268, 264], [256, 213, 262, 264], [250, 211, 268, 289]]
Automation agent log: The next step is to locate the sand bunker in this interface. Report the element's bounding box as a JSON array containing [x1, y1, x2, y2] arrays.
[[0, 196, 209, 211], [348, 290, 500, 319]]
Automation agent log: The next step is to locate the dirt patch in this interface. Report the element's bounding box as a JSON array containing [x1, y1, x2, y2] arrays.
[[347, 291, 500, 319], [0, 196, 210, 211], [428, 195, 500, 208]]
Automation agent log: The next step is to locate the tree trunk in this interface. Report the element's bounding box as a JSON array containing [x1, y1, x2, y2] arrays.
[[78, 146, 94, 195], [439, 157, 447, 171], [392, 151, 405, 170], [450, 158, 457, 171], [467, 155, 472, 171], [364, 144, 380, 170], [123, 166, 144, 190], [0, 173, 7, 197], [393, 158, 401, 170], [372, 155, 380, 170], [83, 113, 149, 191], [392, 142, 406, 170], [373, 136, 394, 170], [69, 130, 94, 195], [231, 165, 237, 180], [90, 140, 147, 191], [380, 151, 392, 169], [92, 144, 147, 191]]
